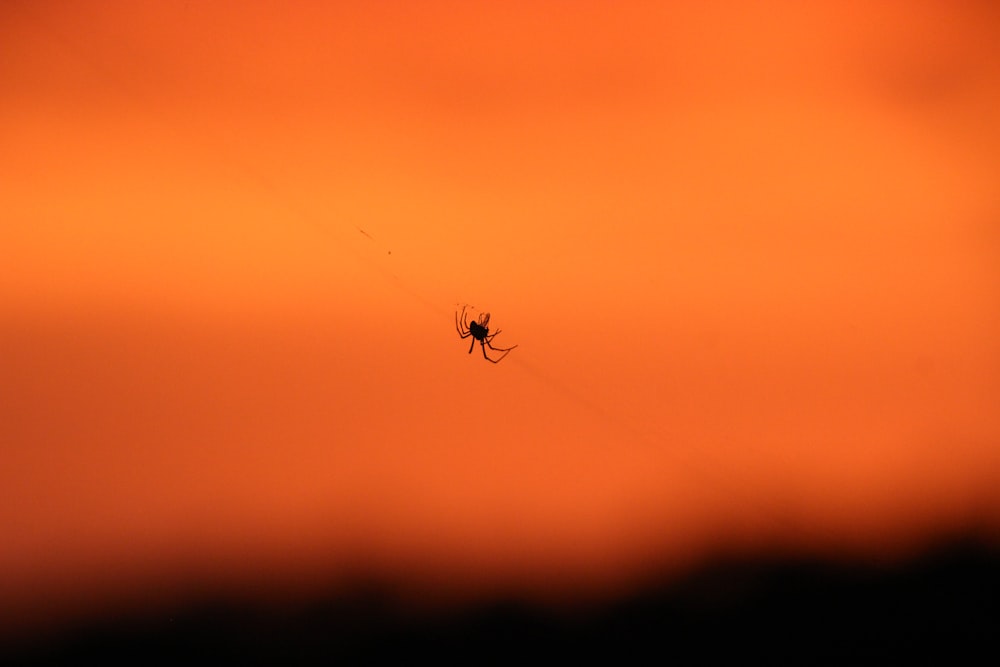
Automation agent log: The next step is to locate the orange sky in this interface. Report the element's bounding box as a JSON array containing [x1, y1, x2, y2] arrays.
[[2, 0, 999, 636]]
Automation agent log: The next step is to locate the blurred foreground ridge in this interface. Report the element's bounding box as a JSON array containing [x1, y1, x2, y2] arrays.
[[4, 534, 998, 662]]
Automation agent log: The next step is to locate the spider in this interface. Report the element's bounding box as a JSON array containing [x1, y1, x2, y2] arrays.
[[455, 305, 518, 363]]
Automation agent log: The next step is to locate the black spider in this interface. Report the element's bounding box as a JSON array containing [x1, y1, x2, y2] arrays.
[[455, 305, 517, 363]]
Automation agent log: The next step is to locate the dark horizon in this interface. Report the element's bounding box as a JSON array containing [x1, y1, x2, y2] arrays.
[[5, 531, 998, 662]]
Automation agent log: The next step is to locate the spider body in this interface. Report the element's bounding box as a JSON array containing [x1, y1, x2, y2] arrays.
[[455, 306, 517, 363], [468, 320, 489, 339]]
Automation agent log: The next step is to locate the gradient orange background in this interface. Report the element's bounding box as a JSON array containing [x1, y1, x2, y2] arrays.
[[2, 0, 999, 636]]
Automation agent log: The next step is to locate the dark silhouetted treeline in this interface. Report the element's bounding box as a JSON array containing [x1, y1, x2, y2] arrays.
[[4, 534, 998, 664]]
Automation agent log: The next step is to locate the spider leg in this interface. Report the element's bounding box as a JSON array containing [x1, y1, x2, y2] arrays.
[[468, 337, 476, 354], [481, 340, 503, 363], [455, 306, 472, 338], [482, 340, 513, 363], [455, 307, 472, 338], [486, 341, 518, 354]]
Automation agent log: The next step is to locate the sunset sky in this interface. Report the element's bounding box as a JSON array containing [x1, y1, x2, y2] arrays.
[[2, 0, 999, 638]]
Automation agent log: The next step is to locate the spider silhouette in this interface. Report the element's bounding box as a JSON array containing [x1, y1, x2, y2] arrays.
[[455, 305, 518, 363]]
